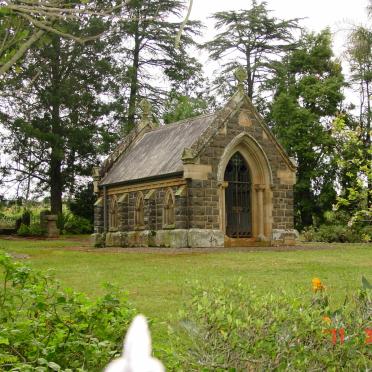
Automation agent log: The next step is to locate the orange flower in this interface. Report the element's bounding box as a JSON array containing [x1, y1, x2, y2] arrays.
[[322, 316, 331, 325], [312, 277, 325, 292]]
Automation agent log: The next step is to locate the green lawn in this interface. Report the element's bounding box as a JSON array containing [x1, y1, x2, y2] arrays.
[[1, 237, 371, 352]]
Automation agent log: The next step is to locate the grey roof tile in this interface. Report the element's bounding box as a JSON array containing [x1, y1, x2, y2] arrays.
[[100, 113, 216, 186]]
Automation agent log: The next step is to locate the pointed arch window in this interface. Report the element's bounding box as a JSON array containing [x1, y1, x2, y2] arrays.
[[163, 188, 175, 228], [109, 195, 118, 231], [135, 192, 144, 229], [224, 152, 252, 238]]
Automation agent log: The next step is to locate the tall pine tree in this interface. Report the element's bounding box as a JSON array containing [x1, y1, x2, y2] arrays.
[[204, 0, 299, 107], [115, 0, 203, 130]]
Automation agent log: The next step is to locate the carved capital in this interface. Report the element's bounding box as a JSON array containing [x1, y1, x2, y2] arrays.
[[218, 181, 229, 189], [254, 184, 266, 191]]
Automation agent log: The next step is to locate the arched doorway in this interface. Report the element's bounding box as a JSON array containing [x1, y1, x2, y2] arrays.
[[217, 133, 274, 242], [224, 152, 252, 238]]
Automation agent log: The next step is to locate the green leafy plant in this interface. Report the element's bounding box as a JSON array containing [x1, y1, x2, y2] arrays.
[[64, 215, 93, 234], [16, 223, 30, 236], [302, 209, 371, 243], [0, 252, 136, 371], [17, 222, 46, 237], [28, 223, 47, 237], [67, 183, 96, 223], [169, 279, 372, 370], [21, 210, 31, 226]]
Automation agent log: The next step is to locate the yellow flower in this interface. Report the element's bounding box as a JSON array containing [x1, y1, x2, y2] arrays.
[[312, 277, 325, 292]]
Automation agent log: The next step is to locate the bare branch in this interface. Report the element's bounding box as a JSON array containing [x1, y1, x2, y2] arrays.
[[175, 0, 193, 48]]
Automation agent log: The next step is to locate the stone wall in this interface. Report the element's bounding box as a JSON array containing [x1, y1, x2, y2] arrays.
[[94, 185, 188, 233], [94, 205, 104, 233], [188, 107, 294, 231], [187, 179, 220, 230], [93, 94, 296, 247]]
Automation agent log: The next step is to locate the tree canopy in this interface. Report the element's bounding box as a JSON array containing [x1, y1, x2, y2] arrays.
[[269, 29, 345, 227], [204, 0, 300, 106], [0, 0, 370, 231]]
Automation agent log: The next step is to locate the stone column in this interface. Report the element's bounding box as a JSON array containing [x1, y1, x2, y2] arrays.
[[218, 181, 228, 233], [255, 184, 266, 241], [46, 215, 59, 238]]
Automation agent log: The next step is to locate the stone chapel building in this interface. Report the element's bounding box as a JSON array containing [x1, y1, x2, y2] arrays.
[[92, 71, 298, 248]]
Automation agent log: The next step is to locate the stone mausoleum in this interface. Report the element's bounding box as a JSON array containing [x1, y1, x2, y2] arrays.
[[92, 71, 298, 248]]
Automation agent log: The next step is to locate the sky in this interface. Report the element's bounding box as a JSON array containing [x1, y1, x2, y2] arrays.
[[1, 0, 370, 200], [187, 0, 371, 104], [191, 0, 370, 53]]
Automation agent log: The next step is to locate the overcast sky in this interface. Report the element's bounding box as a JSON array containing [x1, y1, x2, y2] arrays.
[[190, 0, 370, 55], [188, 0, 371, 72], [186, 0, 370, 105], [1, 0, 370, 199]]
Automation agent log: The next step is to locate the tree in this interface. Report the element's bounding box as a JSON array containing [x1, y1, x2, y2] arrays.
[[269, 29, 345, 228], [204, 0, 299, 106], [162, 90, 210, 124], [68, 183, 96, 223], [0, 0, 123, 76], [345, 25, 371, 208], [0, 14, 121, 214], [331, 113, 371, 220], [115, 0, 203, 131]]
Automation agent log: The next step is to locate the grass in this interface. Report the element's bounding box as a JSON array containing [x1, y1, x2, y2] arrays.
[[1, 236, 371, 353]]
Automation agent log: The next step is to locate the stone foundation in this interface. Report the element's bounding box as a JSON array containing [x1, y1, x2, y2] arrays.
[[271, 229, 299, 246], [91, 228, 298, 248], [92, 229, 224, 248]]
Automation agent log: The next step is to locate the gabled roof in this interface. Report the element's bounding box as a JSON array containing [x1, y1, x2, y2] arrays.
[[99, 113, 217, 186], [99, 90, 296, 187]]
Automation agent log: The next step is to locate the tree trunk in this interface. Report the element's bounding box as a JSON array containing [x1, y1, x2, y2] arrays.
[[50, 154, 63, 215], [49, 36, 63, 215], [295, 162, 314, 227], [365, 80, 371, 208], [245, 49, 254, 99], [127, 18, 141, 131]]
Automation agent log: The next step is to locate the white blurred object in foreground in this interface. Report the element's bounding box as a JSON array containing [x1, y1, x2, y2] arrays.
[[105, 315, 165, 372]]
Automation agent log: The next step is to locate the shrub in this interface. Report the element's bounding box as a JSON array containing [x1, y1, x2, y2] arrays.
[[17, 223, 30, 236], [315, 224, 357, 243], [169, 279, 372, 370], [21, 210, 31, 226], [68, 183, 96, 223], [359, 225, 372, 243], [56, 211, 68, 231], [302, 224, 369, 243], [302, 209, 371, 243], [0, 252, 136, 371], [64, 214, 93, 234], [28, 223, 47, 237], [17, 223, 46, 237]]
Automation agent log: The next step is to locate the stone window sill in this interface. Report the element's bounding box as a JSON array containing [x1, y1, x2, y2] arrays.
[[134, 225, 145, 231]]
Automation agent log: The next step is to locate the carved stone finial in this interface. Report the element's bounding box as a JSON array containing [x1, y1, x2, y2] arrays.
[[234, 67, 247, 92], [92, 166, 101, 194], [181, 147, 196, 164], [139, 98, 152, 121], [92, 166, 100, 179]]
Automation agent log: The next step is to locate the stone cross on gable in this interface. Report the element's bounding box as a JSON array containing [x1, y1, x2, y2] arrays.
[[234, 67, 247, 92]]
